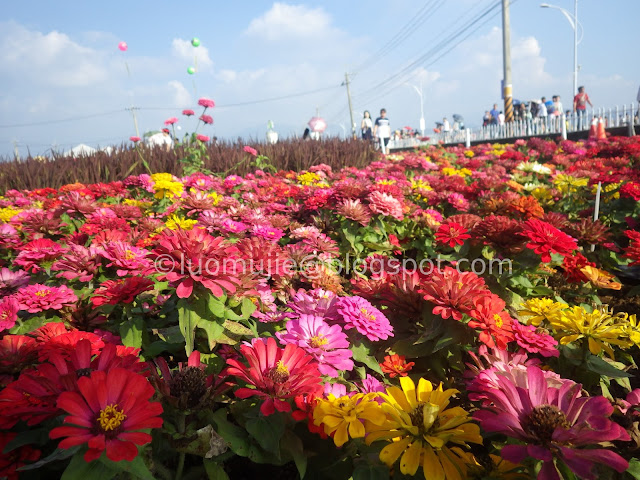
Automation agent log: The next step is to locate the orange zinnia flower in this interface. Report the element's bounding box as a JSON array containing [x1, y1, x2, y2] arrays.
[[380, 354, 415, 378]]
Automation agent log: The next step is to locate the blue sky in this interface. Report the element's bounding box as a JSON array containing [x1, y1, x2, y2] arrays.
[[1, 0, 638, 157]]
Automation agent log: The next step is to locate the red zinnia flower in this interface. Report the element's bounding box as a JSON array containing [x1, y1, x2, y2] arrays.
[[0, 432, 41, 479], [153, 227, 243, 298], [199, 114, 213, 124], [380, 354, 415, 378], [0, 335, 38, 387], [519, 218, 578, 262], [624, 230, 640, 266], [182, 109, 195, 116], [435, 221, 471, 248], [468, 294, 515, 350], [32, 323, 105, 362], [225, 337, 322, 416], [0, 372, 64, 429], [419, 267, 491, 321], [196, 134, 210, 142], [129, 136, 141, 143], [198, 97, 215, 109], [14, 238, 68, 272], [91, 277, 154, 307], [49, 368, 163, 462]]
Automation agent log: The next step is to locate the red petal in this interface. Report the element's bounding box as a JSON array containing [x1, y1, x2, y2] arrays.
[[106, 439, 138, 462]]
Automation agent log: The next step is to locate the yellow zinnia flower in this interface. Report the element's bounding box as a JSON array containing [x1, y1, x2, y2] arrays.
[[297, 171, 321, 186], [0, 207, 21, 223], [517, 298, 567, 327], [549, 306, 631, 358], [152, 173, 184, 199], [616, 312, 640, 347], [366, 377, 482, 480], [313, 392, 386, 447], [553, 174, 588, 194], [165, 215, 198, 231]]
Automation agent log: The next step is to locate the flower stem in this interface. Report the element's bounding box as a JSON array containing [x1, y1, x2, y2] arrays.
[[174, 414, 187, 480]]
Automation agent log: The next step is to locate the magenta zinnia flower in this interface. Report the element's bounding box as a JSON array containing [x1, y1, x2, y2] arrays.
[[199, 114, 213, 125], [14, 284, 78, 313], [243, 145, 258, 156], [91, 277, 154, 307], [0, 296, 19, 332], [196, 134, 209, 142], [511, 320, 559, 357], [335, 296, 393, 341], [276, 314, 353, 377], [129, 136, 141, 143], [14, 238, 68, 273], [198, 97, 215, 109], [0, 268, 30, 296], [164, 117, 178, 125], [153, 227, 242, 298], [474, 366, 630, 480], [100, 241, 152, 277], [51, 244, 103, 282], [49, 368, 163, 462], [225, 337, 322, 416], [182, 109, 195, 116], [287, 288, 340, 321]]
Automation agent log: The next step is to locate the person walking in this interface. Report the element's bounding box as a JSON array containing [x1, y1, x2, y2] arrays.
[[442, 117, 450, 142], [490, 103, 500, 125], [573, 86, 593, 130], [373, 108, 391, 154], [361, 111, 373, 140]]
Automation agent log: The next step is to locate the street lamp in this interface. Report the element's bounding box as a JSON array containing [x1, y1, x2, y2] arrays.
[[540, 1, 583, 97], [405, 81, 426, 137]]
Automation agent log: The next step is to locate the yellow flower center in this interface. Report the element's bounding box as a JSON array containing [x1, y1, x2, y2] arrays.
[[310, 335, 329, 348], [97, 404, 126, 431], [268, 360, 290, 383], [35, 289, 50, 297], [124, 249, 135, 260], [360, 307, 376, 322], [493, 314, 504, 328]]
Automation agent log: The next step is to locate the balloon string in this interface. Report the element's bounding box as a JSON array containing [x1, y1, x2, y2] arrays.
[[125, 61, 131, 78]]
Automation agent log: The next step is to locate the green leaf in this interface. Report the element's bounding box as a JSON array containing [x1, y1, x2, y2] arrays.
[[351, 341, 383, 374], [61, 451, 118, 480], [627, 458, 640, 480], [223, 320, 254, 337], [280, 430, 307, 479], [245, 414, 285, 456], [9, 316, 49, 335], [199, 319, 226, 349], [351, 463, 390, 480], [203, 460, 230, 480], [210, 409, 251, 456], [208, 296, 226, 318], [241, 297, 257, 318], [18, 446, 80, 471], [4, 427, 51, 453], [179, 304, 201, 356], [585, 355, 632, 378], [119, 316, 144, 349], [99, 455, 156, 480]]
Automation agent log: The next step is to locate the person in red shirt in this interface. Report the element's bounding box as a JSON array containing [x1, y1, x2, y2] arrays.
[[573, 86, 593, 130]]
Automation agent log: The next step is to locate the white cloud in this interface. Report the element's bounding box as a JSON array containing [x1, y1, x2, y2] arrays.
[[168, 80, 193, 107], [171, 38, 214, 71], [245, 3, 331, 41]]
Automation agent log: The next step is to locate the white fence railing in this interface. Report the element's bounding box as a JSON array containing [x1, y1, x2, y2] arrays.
[[389, 103, 639, 150]]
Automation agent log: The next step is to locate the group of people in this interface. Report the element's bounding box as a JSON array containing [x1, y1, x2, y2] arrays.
[[361, 108, 393, 154], [482, 86, 594, 129]]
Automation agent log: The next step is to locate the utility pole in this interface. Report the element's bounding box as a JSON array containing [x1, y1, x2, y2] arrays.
[[343, 73, 356, 139], [502, 0, 514, 122]]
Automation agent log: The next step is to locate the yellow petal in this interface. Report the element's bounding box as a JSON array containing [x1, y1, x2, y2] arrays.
[[588, 337, 602, 355], [437, 448, 464, 480], [400, 439, 422, 476], [379, 437, 411, 467], [416, 377, 433, 401], [424, 434, 445, 449], [348, 419, 365, 439], [333, 421, 349, 447], [386, 386, 412, 412], [422, 403, 440, 431], [422, 446, 444, 480], [400, 376, 418, 408]]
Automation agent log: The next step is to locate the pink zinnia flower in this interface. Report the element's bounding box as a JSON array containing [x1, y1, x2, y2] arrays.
[[447, 192, 470, 211], [51, 244, 103, 283], [243, 146, 258, 156], [219, 218, 248, 234], [0, 297, 19, 332], [198, 98, 215, 109], [100, 241, 152, 277], [335, 296, 393, 342], [474, 366, 630, 480], [276, 314, 353, 377], [14, 239, 68, 273], [0, 268, 30, 296], [164, 117, 178, 125], [367, 191, 404, 220], [251, 224, 284, 242], [287, 288, 340, 321], [196, 134, 209, 142], [129, 136, 141, 143], [225, 337, 322, 416], [182, 109, 195, 116], [14, 284, 78, 313], [511, 320, 559, 357], [199, 114, 213, 124]]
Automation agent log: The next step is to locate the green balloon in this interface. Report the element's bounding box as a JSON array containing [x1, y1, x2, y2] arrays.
[[191, 37, 200, 47], [187, 66, 195, 75]]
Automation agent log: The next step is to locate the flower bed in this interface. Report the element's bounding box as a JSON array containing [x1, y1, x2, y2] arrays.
[[1, 136, 639, 480]]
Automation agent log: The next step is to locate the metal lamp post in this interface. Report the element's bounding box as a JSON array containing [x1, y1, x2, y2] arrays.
[[540, 1, 581, 96], [406, 81, 425, 137]]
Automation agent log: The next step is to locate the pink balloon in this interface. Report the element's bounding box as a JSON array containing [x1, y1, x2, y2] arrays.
[[118, 41, 128, 52]]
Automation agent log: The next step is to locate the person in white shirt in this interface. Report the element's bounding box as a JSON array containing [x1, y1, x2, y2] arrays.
[[373, 108, 391, 154], [361, 111, 373, 140]]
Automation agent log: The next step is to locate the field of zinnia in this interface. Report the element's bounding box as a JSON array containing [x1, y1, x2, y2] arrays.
[[1, 135, 640, 480]]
